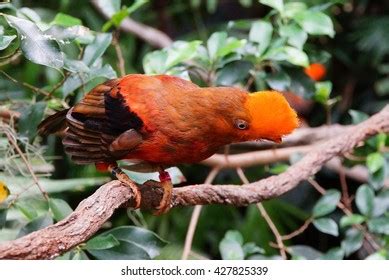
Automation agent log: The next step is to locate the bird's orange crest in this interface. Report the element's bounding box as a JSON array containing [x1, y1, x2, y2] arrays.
[[244, 91, 299, 142]]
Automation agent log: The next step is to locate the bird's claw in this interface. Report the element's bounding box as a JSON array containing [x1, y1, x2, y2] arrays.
[[109, 164, 141, 209]]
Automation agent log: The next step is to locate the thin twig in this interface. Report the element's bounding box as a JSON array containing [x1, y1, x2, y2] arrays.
[[255, 203, 287, 259], [112, 31, 126, 77], [244, 74, 255, 90], [338, 160, 352, 210], [0, 70, 51, 97], [48, 72, 70, 96], [236, 167, 288, 259], [4, 131, 48, 200], [202, 145, 313, 168], [0, 51, 22, 67], [181, 167, 220, 260], [281, 218, 313, 240]]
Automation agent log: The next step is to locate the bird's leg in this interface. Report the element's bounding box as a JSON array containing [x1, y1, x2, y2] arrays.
[[152, 168, 173, 215], [107, 163, 141, 209]]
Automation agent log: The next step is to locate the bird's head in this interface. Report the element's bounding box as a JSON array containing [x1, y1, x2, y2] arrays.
[[232, 91, 299, 143]]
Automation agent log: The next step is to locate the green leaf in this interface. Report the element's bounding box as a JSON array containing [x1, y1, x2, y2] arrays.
[[0, 26, 16, 50], [366, 152, 385, 174], [341, 228, 363, 256], [0, 207, 7, 229], [376, 133, 387, 150], [102, 10, 126, 32], [0, 3, 16, 11], [4, 15, 63, 69], [259, 0, 284, 13], [369, 162, 387, 191], [312, 189, 341, 217], [373, 190, 389, 217], [367, 217, 389, 235], [165, 41, 201, 68], [64, 58, 90, 73], [242, 242, 265, 257], [49, 198, 72, 221], [143, 50, 168, 74], [265, 70, 291, 91], [355, 184, 374, 216], [289, 245, 323, 260], [85, 234, 120, 250], [216, 60, 252, 86], [283, 2, 307, 18], [269, 163, 289, 174], [295, 10, 334, 37], [18, 102, 47, 141], [50, 13, 82, 27], [15, 201, 38, 220], [313, 217, 339, 236], [217, 38, 245, 59], [219, 230, 244, 260], [71, 250, 89, 260], [340, 214, 366, 228], [17, 7, 41, 23], [279, 24, 307, 49], [207, 32, 226, 61], [103, 0, 148, 31], [96, 226, 167, 258], [17, 214, 53, 238], [94, 0, 120, 17], [284, 46, 309, 67], [62, 64, 117, 96], [249, 20, 273, 55], [314, 81, 332, 104], [320, 247, 344, 260], [349, 110, 369, 124], [88, 240, 151, 260], [82, 33, 112, 66], [45, 25, 94, 44]]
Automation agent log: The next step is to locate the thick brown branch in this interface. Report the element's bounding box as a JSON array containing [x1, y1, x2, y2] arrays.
[[0, 105, 388, 259]]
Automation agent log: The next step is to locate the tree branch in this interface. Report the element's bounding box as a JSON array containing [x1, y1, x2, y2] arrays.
[[0, 105, 388, 259], [91, 0, 172, 48], [234, 124, 353, 149]]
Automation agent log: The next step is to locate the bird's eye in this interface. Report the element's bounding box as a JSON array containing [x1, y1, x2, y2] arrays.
[[234, 119, 248, 130]]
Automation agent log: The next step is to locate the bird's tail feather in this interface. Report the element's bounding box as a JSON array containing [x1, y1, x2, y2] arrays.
[[38, 109, 69, 136]]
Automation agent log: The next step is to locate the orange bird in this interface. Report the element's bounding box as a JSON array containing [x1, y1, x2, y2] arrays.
[[38, 74, 298, 214]]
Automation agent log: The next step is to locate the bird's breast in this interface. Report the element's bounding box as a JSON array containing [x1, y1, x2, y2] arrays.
[[125, 132, 217, 165]]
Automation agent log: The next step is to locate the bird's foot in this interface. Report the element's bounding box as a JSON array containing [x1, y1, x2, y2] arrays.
[[144, 171, 172, 215], [108, 164, 141, 209]]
